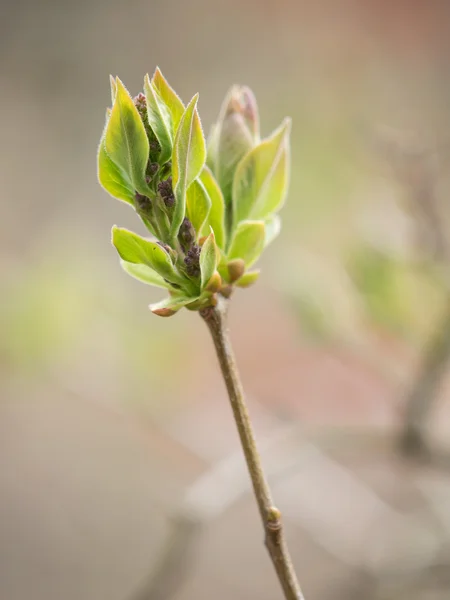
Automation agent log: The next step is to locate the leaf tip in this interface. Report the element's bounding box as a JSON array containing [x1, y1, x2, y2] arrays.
[[151, 306, 177, 317]]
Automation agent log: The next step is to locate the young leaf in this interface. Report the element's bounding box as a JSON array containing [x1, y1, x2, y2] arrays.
[[186, 179, 211, 239], [232, 118, 291, 226], [171, 94, 206, 237], [98, 135, 135, 205], [109, 75, 117, 105], [150, 294, 199, 316], [112, 226, 180, 283], [235, 270, 260, 288], [151, 67, 185, 135], [144, 74, 173, 164], [264, 214, 281, 247], [213, 87, 256, 205], [200, 232, 219, 288], [104, 78, 150, 195], [199, 166, 226, 249], [227, 220, 265, 267], [120, 260, 172, 289]]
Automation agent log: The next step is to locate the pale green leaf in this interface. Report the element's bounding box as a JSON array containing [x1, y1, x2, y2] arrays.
[[171, 94, 206, 236], [264, 214, 281, 247], [112, 226, 180, 283], [232, 118, 291, 226], [150, 294, 199, 315], [235, 270, 260, 288], [104, 77, 150, 195], [186, 179, 211, 239], [98, 134, 134, 205], [144, 74, 173, 164], [151, 67, 185, 135], [199, 166, 226, 249], [109, 75, 117, 105], [200, 232, 219, 288], [120, 260, 172, 289], [227, 220, 265, 268]]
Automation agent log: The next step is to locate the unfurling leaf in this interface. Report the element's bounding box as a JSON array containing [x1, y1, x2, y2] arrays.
[[150, 294, 199, 316], [210, 86, 259, 205], [199, 166, 226, 250], [112, 226, 180, 283], [109, 75, 117, 105], [227, 220, 265, 267], [151, 67, 185, 135], [171, 94, 206, 237], [98, 132, 135, 205], [144, 74, 173, 164], [120, 260, 172, 289], [232, 118, 291, 226], [264, 214, 281, 248], [200, 232, 219, 288], [235, 270, 260, 288], [104, 78, 150, 195], [186, 179, 211, 239]]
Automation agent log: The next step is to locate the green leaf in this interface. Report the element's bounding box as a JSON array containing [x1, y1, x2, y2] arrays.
[[120, 260, 172, 289], [213, 87, 255, 205], [206, 123, 219, 171], [264, 214, 281, 247], [98, 133, 135, 205], [112, 226, 180, 283], [227, 220, 265, 267], [109, 75, 117, 105], [171, 94, 206, 237], [200, 232, 219, 288], [232, 118, 291, 226], [144, 74, 173, 164], [151, 67, 185, 135], [104, 77, 150, 195], [235, 270, 260, 288], [186, 179, 211, 240], [199, 166, 226, 249], [150, 294, 199, 316]]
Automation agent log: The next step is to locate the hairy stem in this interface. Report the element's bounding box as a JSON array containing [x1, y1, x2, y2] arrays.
[[200, 296, 305, 600]]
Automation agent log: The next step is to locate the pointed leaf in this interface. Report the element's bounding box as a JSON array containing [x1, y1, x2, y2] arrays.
[[104, 78, 150, 195], [235, 270, 260, 288], [186, 179, 211, 239], [232, 118, 291, 226], [200, 232, 219, 288], [112, 226, 180, 283], [150, 294, 199, 315], [144, 74, 173, 164], [227, 220, 265, 267], [109, 75, 117, 105], [206, 123, 219, 171], [264, 214, 281, 247], [171, 94, 206, 236], [152, 67, 185, 135], [98, 134, 134, 205], [120, 260, 172, 289], [213, 87, 255, 205], [199, 166, 226, 249]]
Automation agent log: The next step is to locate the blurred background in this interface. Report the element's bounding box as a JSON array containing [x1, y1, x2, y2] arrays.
[[2, 0, 450, 598]]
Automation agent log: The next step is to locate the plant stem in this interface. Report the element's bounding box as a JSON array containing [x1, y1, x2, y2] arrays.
[[200, 296, 305, 600], [401, 295, 450, 455]]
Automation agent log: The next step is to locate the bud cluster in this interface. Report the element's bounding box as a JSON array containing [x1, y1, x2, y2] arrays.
[[98, 69, 291, 316]]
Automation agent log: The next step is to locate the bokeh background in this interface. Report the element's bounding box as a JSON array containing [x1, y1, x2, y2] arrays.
[[2, 0, 450, 598]]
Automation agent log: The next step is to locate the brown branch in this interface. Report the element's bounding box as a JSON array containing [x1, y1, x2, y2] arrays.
[[401, 295, 450, 456], [200, 296, 305, 600]]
